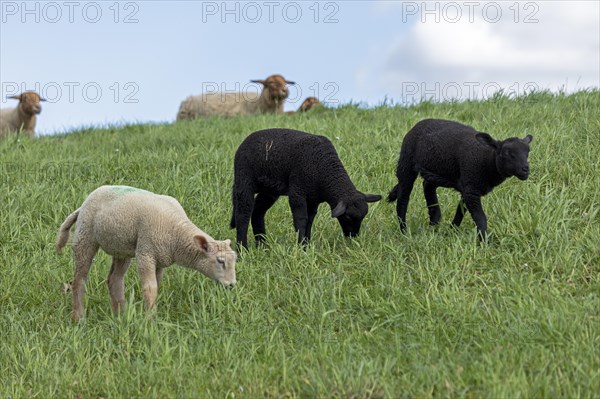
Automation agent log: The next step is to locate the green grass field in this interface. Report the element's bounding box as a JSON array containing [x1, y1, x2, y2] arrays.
[[1, 91, 598, 398]]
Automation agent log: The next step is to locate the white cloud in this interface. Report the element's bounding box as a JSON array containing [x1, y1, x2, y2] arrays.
[[360, 1, 599, 103]]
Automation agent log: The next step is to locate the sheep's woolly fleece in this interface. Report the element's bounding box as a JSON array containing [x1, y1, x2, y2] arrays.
[[176, 74, 295, 120], [56, 185, 237, 320], [388, 118, 533, 239], [231, 128, 381, 248]]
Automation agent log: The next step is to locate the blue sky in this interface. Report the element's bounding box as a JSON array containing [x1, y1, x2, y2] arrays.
[[1, 0, 598, 135]]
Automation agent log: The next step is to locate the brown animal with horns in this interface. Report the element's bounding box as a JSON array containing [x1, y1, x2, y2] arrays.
[[0, 91, 46, 138], [176, 74, 295, 120]]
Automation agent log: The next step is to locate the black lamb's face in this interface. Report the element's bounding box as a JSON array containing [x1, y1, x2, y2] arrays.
[[331, 193, 382, 237], [337, 199, 367, 237], [498, 135, 533, 180]]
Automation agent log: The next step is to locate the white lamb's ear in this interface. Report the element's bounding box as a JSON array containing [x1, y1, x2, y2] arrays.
[[331, 201, 347, 218], [193, 235, 209, 253], [224, 239, 231, 246]]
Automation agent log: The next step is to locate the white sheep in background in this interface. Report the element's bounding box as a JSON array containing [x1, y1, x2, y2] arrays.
[[56, 185, 237, 321], [0, 91, 46, 138], [176, 74, 295, 120]]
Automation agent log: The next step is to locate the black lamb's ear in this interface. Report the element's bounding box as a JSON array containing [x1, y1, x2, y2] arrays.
[[523, 134, 533, 144], [364, 194, 382, 203], [475, 133, 498, 149], [331, 201, 347, 218]]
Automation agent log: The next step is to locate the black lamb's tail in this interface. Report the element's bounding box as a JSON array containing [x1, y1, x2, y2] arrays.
[[387, 184, 399, 203]]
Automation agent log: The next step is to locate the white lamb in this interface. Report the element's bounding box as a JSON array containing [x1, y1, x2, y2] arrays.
[[176, 74, 295, 120], [0, 91, 46, 138], [56, 185, 237, 321]]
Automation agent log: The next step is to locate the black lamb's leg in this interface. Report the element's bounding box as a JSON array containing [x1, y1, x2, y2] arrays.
[[396, 170, 418, 232], [251, 193, 279, 245], [462, 192, 487, 240], [423, 180, 441, 225], [234, 189, 255, 250], [451, 199, 466, 227], [288, 193, 309, 246], [229, 185, 236, 229], [304, 202, 319, 242]]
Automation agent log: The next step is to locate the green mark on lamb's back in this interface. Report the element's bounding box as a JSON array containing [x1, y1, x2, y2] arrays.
[[110, 186, 150, 196]]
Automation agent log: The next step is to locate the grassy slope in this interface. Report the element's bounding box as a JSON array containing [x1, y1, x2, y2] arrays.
[[0, 91, 598, 398]]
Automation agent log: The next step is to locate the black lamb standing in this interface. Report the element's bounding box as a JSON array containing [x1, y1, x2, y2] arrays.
[[231, 128, 381, 248], [387, 119, 533, 239]]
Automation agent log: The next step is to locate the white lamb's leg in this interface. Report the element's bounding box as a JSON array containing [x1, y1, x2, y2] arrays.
[[107, 257, 132, 314], [71, 241, 99, 322], [155, 267, 165, 290], [136, 254, 158, 312]]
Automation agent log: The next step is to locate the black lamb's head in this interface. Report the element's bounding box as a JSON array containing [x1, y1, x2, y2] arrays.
[[476, 133, 533, 180], [331, 192, 382, 237]]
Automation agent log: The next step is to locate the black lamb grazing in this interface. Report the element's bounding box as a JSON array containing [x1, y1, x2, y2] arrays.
[[231, 128, 382, 248], [387, 119, 533, 239]]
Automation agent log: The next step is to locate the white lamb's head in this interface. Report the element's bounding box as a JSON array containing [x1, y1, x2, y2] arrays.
[[9, 91, 46, 116], [251, 74, 295, 105], [193, 235, 237, 287]]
